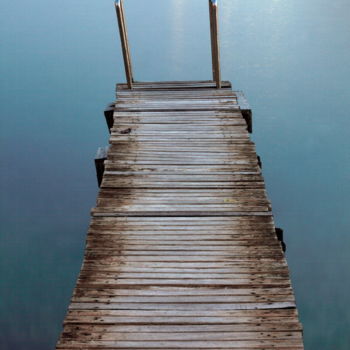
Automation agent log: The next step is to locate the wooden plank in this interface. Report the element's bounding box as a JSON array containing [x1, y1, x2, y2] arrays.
[[65, 307, 299, 317], [62, 323, 303, 334], [116, 80, 232, 91], [60, 330, 302, 341], [72, 287, 294, 297], [57, 339, 303, 348]]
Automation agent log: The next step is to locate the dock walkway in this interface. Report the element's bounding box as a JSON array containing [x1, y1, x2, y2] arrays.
[[56, 80, 304, 349]]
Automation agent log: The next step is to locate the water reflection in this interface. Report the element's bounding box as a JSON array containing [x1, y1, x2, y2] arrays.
[[169, 0, 186, 76]]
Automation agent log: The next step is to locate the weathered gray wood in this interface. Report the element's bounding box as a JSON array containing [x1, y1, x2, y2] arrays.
[[56, 80, 303, 349]]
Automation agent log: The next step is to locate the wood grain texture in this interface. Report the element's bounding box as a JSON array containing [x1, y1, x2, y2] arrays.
[[56, 81, 304, 349]]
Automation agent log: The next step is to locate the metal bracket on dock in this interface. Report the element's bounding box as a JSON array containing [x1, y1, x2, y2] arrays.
[[94, 146, 109, 187], [104, 103, 115, 133], [276, 227, 287, 253], [235, 91, 252, 133], [257, 155, 262, 169]]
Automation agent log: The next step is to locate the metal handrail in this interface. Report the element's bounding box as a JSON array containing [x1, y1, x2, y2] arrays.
[[209, 0, 221, 88], [114, 0, 133, 88], [114, 0, 222, 89]]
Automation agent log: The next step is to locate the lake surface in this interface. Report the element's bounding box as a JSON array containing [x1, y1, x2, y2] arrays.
[[0, 0, 349, 349]]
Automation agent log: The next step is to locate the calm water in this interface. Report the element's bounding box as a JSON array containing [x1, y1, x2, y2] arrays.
[[1, 0, 349, 349]]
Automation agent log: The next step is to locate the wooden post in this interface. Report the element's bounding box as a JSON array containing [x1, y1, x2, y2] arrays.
[[115, 0, 134, 89], [209, 0, 221, 88]]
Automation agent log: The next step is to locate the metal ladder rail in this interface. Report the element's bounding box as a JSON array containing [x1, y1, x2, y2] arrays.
[[114, 0, 222, 89]]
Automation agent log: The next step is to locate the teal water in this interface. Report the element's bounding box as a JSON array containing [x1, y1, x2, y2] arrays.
[[0, 0, 349, 349]]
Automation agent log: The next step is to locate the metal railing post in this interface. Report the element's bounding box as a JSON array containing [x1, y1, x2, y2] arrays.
[[209, 0, 221, 88], [114, 0, 222, 89], [115, 0, 134, 89]]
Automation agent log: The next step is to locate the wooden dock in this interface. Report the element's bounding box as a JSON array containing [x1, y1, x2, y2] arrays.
[[56, 80, 304, 349]]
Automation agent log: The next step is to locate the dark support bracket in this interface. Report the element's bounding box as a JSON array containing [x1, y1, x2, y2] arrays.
[[242, 110, 252, 133], [104, 103, 115, 133], [257, 155, 262, 169], [94, 146, 109, 187], [276, 227, 287, 253], [276, 228, 284, 241], [235, 91, 252, 133]]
